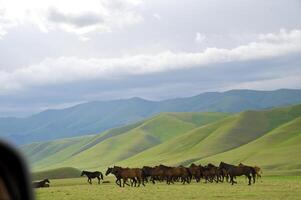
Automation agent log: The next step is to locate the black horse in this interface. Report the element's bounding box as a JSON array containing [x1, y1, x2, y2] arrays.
[[32, 179, 50, 188], [219, 162, 256, 185], [81, 171, 103, 184]]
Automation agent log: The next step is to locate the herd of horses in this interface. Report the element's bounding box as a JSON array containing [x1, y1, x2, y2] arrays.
[[33, 162, 262, 188], [82, 162, 262, 187]]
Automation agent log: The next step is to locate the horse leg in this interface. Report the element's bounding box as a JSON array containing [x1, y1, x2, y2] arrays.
[[142, 178, 145, 186], [247, 175, 251, 185], [123, 178, 127, 187], [97, 176, 100, 184], [88, 178, 92, 184], [115, 179, 120, 187], [133, 178, 137, 187], [230, 176, 234, 185]]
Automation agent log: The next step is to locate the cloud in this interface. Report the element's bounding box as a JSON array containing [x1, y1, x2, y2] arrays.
[[0, 0, 143, 39], [195, 32, 206, 43], [222, 75, 301, 91], [48, 8, 104, 28], [153, 13, 161, 20], [0, 29, 300, 94]]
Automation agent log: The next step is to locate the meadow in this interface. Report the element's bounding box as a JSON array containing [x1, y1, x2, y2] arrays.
[[35, 176, 301, 200]]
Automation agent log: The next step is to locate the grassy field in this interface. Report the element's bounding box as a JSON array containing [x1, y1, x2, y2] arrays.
[[35, 176, 301, 200]]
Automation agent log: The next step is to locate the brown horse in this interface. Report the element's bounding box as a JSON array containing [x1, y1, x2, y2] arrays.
[[144, 165, 169, 184], [32, 179, 50, 188], [254, 166, 262, 180], [239, 163, 261, 183], [187, 163, 201, 182], [105, 167, 123, 186], [219, 162, 256, 185], [106, 166, 145, 187], [164, 166, 190, 184]]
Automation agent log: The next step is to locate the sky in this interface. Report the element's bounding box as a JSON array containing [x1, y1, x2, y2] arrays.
[[0, 0, 301, 117]]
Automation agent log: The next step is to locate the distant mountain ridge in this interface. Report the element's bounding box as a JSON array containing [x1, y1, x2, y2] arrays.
[[2, 89, 301, 144]]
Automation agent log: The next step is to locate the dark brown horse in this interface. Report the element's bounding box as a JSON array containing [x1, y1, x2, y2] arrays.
[[187, 163, 201, 182], [142, 165, 168, 184], [239, 163, 260, 183], [32, 179, 50, 188], [219, 162, 256, 185], [81, 171, 103, 184], [163, 165, 190, 184], [106, 166, 145, 187], [105, 167, 123, 186]]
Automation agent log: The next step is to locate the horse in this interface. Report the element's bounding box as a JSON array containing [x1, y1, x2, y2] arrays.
[[219, 162, 256, 185], [187, 163, 201, 182], [143, 165, 168, 184], [106, 166, 145, 187], [32, 179, 50, 188], [105, 167, 123, 186], [254, 165, 262, 180], [239, 163, 261, 183], [81, 171, 103, 184], [163, 165, 190, 184]]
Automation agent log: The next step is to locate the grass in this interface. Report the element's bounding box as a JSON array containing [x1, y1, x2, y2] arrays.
[[35, 176, 301, 200]]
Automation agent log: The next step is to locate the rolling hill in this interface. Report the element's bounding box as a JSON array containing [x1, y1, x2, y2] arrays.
[[21, 104, 301, 175], [3, 89, 301, 144]]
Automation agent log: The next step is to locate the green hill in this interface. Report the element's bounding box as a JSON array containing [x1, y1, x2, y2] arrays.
[[31, 167, 81, 180], [117, 105, 301, 175], [22, 104, 301, 175], [4, 89, 301, 144], [22, 112, 229, 170]]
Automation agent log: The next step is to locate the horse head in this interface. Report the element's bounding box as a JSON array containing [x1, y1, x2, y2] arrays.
[[81, 171, 86, 176], [105, 167, 112, 176]]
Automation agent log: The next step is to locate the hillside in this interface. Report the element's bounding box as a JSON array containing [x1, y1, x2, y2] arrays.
[[118, 104, 301, 174], [22, 104, 301, 175], [22, 112, 229, 170], [3, 89, 301, 144], [31, 167, 81, 180]]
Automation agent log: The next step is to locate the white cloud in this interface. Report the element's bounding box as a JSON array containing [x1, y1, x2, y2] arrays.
[[0, 29, 300, 94], [195, 32, 206, 44], [153, 13, 161, 20], [0, 0, 143, 39]]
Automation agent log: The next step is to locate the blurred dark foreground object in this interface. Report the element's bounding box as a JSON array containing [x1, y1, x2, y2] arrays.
[[0, 140, 34, 200]]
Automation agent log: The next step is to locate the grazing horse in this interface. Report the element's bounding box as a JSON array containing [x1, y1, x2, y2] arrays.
[[81, 171, 103, 184], [32, 179, 50, 188], [219, 162, 256, 185]]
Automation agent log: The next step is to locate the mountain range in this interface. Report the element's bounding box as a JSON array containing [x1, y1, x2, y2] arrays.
[[22, 104, 301, 176], [2, 89, 301, 144]]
